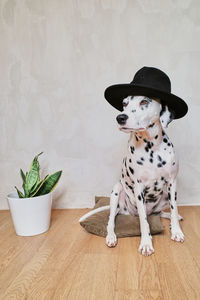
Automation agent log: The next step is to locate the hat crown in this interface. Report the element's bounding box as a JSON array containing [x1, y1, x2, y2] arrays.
[[131, 66, 171, 93]]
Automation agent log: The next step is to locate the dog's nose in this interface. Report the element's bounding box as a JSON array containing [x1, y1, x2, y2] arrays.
[[116, 114, 129, 125]]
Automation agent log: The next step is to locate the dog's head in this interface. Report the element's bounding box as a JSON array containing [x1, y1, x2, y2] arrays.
[[116, 96, 174, 133]]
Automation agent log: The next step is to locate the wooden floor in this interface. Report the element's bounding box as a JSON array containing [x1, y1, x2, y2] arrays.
[[0, 207, 199, 300]]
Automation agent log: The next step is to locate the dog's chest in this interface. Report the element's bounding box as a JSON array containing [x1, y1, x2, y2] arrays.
[[125, 139, 177, 183]]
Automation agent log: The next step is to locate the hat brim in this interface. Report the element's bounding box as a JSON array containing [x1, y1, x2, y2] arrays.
[[104, 84, 188, 119]]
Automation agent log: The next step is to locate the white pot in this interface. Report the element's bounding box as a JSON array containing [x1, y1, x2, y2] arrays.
[[7, 191, 52, 236]]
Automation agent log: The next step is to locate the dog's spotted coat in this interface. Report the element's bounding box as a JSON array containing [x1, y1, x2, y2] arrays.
[[106, 96, 184, 256], [116, 129, 175, 217]]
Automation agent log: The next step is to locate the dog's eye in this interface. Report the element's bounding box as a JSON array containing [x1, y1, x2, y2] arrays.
[[140, 99, 148, 106], [123, 102, 128, 107]]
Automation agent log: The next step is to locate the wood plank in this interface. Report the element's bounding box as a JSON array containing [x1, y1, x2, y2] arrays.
[[67, 253, 117, 300], [0, 207, 199, 300], [115, 289, 163, 300], [155, 207, 200, 300], [0, 210, 77, 298], [116, 236, 161, 291]]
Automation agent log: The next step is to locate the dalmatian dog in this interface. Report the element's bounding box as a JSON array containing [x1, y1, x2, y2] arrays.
[[79, 95, 184, 256]]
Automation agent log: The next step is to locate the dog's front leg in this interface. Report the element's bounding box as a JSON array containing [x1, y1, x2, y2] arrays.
[[135, 183, 154, 256], [106, 182, 122, 247], [168, 179, 184, 242]]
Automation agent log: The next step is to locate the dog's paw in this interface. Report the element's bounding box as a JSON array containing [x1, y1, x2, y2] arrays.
[[106, 232, 117, 247], [138, 239, 154, 256], [171, 229, 184, 242]]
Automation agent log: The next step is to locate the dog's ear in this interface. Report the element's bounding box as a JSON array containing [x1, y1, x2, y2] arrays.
[[160, 105, 175, 128]]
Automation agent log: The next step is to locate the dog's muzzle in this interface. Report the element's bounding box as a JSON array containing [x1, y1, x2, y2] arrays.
[[116, 114, 128, 125]]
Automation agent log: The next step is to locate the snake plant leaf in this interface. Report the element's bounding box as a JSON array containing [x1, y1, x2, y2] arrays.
[[29, 175, 49, 197], [15, 186, 24, 198], [23, 152, 43, 197], [20, 169, 27, 197], [22, 180, 29, 198], [33, 171, 62, 197], [29, 170, 47, 196], [20, 169, 26, 183]]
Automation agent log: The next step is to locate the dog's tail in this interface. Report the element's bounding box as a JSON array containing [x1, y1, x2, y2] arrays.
[[160, 211, 183, 221], [79, 205, 110, 222]]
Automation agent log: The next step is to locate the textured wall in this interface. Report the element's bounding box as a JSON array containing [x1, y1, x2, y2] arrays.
[[0, 0, 200, 209]]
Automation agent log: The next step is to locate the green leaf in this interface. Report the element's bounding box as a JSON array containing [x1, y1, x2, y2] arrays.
[[29, 175, 49, 197], [33, 171, 62, 197], [21, 169, 26, 196], [23, 181, 28, 197], [23, 152, 43, 197], [29, 172, 48, 196], [20, 169, 26, 183], [15, 186, 24, 198]]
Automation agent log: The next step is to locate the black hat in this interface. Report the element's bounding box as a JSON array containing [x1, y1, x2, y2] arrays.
[[104, 66, 188, 119]]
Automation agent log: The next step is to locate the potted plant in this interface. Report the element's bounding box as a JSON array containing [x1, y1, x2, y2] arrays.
[[7, 152, 62, 236]]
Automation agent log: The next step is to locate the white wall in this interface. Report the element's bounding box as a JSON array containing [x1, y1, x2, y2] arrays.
[[0, 0, 200, 209]]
